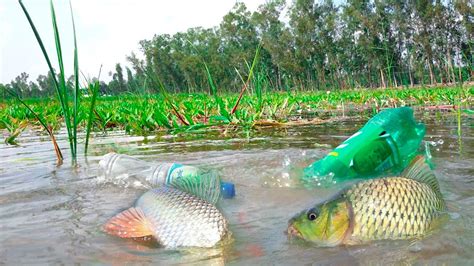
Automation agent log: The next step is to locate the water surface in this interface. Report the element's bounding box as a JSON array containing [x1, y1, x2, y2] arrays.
[[1, 112, 473, 264]]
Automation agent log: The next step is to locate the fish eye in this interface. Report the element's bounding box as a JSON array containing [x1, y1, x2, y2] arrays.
[[307, 212, 317, 220], [307, 207, 319, 221]]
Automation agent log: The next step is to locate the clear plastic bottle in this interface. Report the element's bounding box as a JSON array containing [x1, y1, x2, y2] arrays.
[[98, 152, 235, 198], [303, 107, 426, 184]]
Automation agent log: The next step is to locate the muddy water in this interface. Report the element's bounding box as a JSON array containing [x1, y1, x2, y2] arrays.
[[0, 113, 472, 264]]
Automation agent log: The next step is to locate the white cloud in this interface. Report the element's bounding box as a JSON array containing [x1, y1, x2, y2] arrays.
[[0, 0, 265, 84]]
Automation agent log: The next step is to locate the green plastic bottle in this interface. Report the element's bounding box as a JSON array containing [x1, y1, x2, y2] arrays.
[[303, 107, 426, 185]]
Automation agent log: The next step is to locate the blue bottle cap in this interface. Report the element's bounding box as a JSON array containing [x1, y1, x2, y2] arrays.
[[220, 181, 235, 199]]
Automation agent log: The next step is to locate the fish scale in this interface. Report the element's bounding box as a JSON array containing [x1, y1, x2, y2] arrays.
[[346, 177, 444, 241], [135, 186, 228, 248]]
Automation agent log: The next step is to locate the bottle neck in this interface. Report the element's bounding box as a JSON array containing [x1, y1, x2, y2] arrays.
[[377, 133, 401, 172], [149, 163, 174, 186]]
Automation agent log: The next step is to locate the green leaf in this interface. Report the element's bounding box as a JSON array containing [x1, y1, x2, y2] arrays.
[[209, 115, 230, 123], [462, 109, 473, 115]]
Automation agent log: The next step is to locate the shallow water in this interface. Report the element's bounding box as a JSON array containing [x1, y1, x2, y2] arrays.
[[1, 112, 473, 264]]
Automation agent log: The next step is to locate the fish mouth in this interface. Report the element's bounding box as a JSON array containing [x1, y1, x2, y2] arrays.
[[286, 224, 302, 238]]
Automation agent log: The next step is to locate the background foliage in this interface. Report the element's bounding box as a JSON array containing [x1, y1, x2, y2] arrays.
[[2, 0, 473, 98]]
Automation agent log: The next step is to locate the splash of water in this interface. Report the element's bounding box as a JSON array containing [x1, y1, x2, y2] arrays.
[[424, 139, 444, 160]]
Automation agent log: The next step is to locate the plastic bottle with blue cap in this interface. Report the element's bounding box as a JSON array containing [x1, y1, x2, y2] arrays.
[[98, 152, 235, 199]]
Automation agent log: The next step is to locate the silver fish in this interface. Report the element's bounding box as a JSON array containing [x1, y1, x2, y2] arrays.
[[104, 173, 229, 248]]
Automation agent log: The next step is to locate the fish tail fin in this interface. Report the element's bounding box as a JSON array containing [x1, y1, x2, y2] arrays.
[[169, 169, 221, 204], [401, 155, 442, 196], [103, 207, 154, 239]]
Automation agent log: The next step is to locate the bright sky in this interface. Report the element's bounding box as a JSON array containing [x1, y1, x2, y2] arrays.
[[0, 0, 267, 84]]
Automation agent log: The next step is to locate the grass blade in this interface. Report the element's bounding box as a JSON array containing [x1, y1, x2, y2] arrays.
[[231, 43, 261, 115], [185, 39, 230, 121], [51, 0, 75, 159], [18, 0, 72, 162], [70, 0, 79, 158], [85, 81, 99, 155], [5, 88, 63, 163], [203, 63, 229, 121], [18, 0, 60, 93], [144, 67, 189, 126]]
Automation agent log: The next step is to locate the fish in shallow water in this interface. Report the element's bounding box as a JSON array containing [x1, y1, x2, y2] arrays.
[[104, 173, 229, 248], [288, 156, 445, 246]]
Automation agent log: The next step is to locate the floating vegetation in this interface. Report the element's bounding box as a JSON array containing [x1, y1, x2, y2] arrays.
[[1, 85, 472, 139]]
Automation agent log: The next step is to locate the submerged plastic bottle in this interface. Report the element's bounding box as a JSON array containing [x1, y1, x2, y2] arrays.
[[303, 107, 426, 184], [98, 152, 235, 199]]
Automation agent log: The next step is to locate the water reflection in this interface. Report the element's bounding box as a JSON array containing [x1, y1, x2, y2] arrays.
[[0, 112, 472, 264]]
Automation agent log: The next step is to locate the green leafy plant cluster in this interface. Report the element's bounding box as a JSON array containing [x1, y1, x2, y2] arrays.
[[2, 86, 472, 137]]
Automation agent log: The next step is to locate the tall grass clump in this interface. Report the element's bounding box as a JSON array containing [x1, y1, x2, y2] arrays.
[[19, 0, 81, 163]]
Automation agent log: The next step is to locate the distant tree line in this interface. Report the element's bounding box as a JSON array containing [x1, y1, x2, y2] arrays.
[[2, 0, 472, 98]]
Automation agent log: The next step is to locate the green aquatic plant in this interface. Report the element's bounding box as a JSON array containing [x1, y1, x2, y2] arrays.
[[2, 118, 28, 146], [84, 80, 100, 155], [1, 86, 472, 138], [19, 0, 78, 162], [4, 88, 63, 160], [184, 39, 230, 123], [231, 44, 262, 115], [144, 66, 189, 126]]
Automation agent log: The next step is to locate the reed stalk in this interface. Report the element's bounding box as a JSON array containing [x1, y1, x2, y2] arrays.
[[19, 0, 86, 163]]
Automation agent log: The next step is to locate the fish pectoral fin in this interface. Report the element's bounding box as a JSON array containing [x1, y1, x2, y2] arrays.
[[341, 236, 362, 246], [103, 207, 154, 238]]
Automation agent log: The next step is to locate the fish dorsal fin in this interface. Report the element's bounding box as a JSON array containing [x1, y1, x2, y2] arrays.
[[401, 155, 441, 195], [168, 170, 221, 205]]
